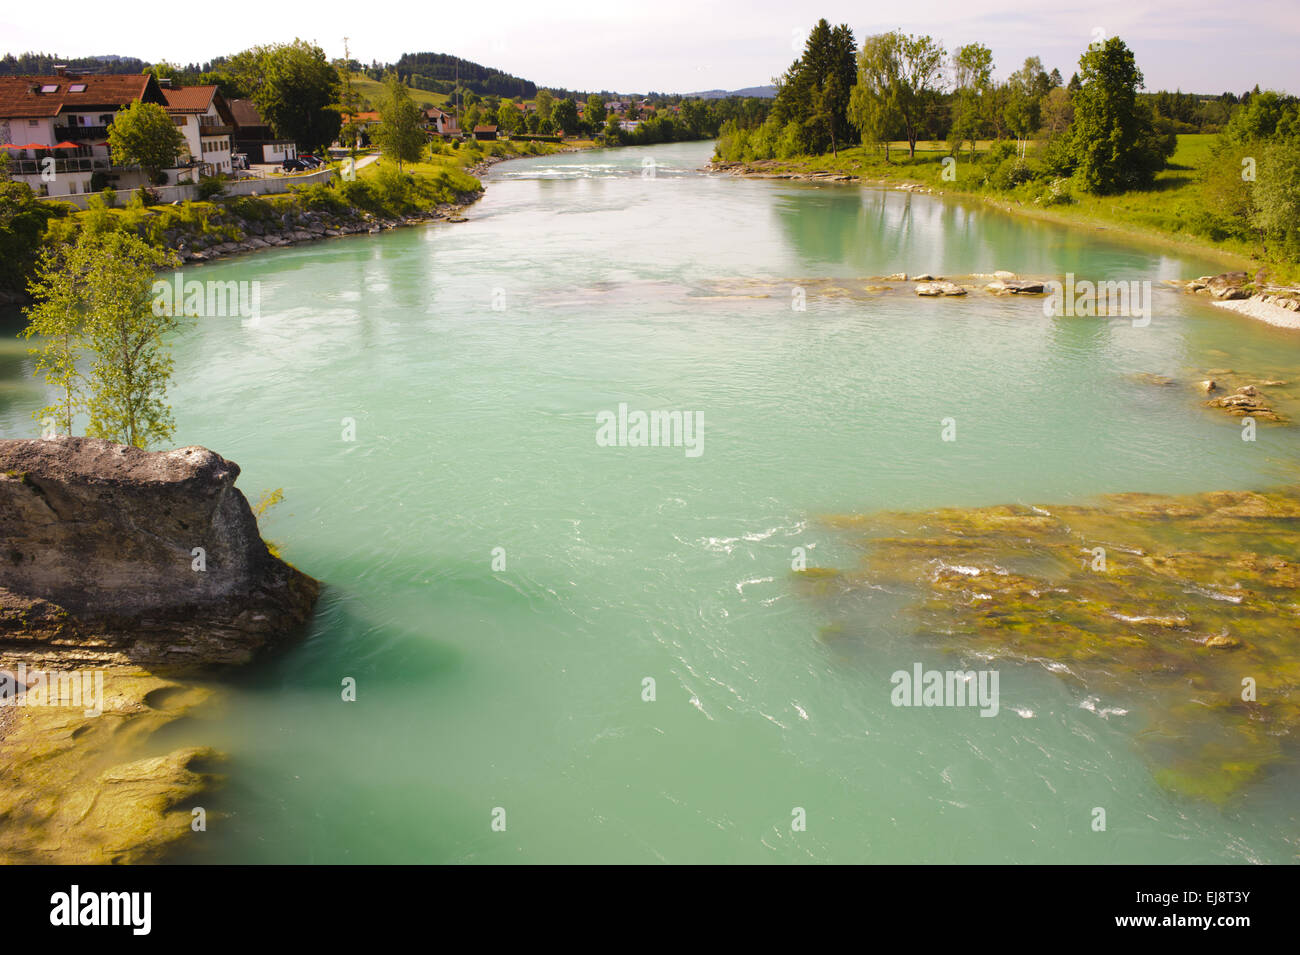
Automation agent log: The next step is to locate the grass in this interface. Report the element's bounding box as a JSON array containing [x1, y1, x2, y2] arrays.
[[349, 73, 450, 111], [722, 135, 1298, 283]]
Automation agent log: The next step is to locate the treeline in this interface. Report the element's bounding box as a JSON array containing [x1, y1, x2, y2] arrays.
[[0, 52, 148, 75], [609, 97, 771, 146], [377, 53, 537, 99], [719, 22, 1187, 193]]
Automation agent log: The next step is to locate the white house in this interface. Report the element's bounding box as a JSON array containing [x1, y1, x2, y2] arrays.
[[0, 69, 176, 196], [163, 84, 236, 177]]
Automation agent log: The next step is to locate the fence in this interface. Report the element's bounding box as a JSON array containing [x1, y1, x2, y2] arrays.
[[38, 164, 339, 209]]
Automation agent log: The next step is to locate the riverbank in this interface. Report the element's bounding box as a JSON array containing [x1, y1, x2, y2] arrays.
[[707, 135, 1295, 287], [0, 140, 599, 307]]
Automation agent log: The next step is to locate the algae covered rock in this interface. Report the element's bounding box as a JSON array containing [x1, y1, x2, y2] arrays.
[[807, 486, 1300, 802]]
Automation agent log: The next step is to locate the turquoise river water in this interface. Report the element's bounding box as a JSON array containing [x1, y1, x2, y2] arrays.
[[2, 140, 1298, 863]]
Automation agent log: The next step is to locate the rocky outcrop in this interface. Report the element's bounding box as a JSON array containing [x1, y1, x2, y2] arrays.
[[0, 437, 318, 670]]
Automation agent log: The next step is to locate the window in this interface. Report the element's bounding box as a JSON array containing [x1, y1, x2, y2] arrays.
[[40, 84, 59, 93], [27, 119, 38, 127], [69, 83, 86, 92]]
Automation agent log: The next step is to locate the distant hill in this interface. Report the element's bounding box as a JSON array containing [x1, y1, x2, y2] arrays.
[[685, 85, 777, 100], [386, 52, 536, 99]]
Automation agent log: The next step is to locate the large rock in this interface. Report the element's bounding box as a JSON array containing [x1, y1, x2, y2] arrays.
[[0, 437, 319, 670]]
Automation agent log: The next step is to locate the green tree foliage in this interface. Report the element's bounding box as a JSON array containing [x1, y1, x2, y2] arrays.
[[1005, 57, 1052, 155], [496, 100, 523, 134], [583, 96, 607, 131], [0, 178, 58, 297], [553, 98, 580, 136], [373, 74, 427, 170], [107, 101, 185, 182], [948, 42, 994, 155], [534, 88, 554, 123], [773, 19, 857, 156], [23, 230, 181, 447], [1062, 37, 1172, 193], [848, 31, 945, 159], [229, 40, 342, 151]]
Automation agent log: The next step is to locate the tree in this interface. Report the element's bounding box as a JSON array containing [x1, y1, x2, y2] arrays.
[[1066, 37, 1170, 193], [553, 98, 579, 136], [1249, 135, 1300, 256], [230, 40, 341, 151], [0, 177, 56, 297], [373, 74, 426, 171], [1042, 87, 1074, 137], [496, 100, 522, 134], [584, 95, 607, 131], [1005, 56, 1050, 156], [107, 102, 185, 183], [772, 20, 857, 156], [534, 88, 554, 123], [949, 42, 993, 155], [23, 230, 181, 447], [850, 31, 946, 159]]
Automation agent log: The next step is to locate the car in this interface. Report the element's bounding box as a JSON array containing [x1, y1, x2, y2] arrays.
[[281, 158, 309, 172], [297, 154, 324, 168]]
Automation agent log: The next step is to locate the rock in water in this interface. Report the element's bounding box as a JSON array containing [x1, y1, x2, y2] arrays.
[[0, 437, 319, 670]]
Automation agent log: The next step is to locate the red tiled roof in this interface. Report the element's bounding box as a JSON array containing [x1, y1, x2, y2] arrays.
[[473, 125, 497, 132], [228, 98, 264, 127], [0, 73, 162, 119], [162, 85, 217, 114]]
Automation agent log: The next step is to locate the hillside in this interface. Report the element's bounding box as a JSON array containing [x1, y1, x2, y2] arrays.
[[350, 73, 450, 110]]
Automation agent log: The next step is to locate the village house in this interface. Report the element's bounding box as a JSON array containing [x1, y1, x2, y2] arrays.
[[0, 68, 181, 196], [162, 83, 236, 176], [423, 106, 459, 137], [230, 98, 298, 164], [473, 124, 498, 141]]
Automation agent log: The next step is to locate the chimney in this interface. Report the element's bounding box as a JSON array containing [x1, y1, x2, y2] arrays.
[[54, 64, 67, 76]]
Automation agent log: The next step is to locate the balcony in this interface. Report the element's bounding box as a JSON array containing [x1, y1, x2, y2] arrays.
[[198, 120, 235, 137], [9, 157, 109, 176], [53, 125, 110, 142]]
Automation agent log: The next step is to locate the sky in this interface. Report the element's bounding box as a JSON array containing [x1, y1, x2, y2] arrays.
[[2, 0, 1295, 95]]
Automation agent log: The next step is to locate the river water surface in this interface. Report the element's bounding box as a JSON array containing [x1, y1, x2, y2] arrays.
[[3, 140, 1299, 863]]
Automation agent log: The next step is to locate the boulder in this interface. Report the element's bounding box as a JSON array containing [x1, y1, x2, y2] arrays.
[[0, 437, 318, 670]]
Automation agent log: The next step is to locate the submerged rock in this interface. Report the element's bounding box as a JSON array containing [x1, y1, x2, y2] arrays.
[[915, 281, 967, 297], [807, 486, 1300, 802], [0, 437, 319, 670]]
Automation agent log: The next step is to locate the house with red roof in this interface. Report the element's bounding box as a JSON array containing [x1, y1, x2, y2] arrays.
[[163, 84, 237, 176], [0, 67, 176, 196]]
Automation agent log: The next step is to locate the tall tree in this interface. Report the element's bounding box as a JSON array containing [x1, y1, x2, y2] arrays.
[[849, 31, 946, 159], [373, 74, 426, 171], [230, 40, 342, 151], [1067, 36, 1170, 193], [553, 98, 579, 137], [948, 42, 994, 155], [534, 88, 554, 123], [1005, 56, 1051, 156]]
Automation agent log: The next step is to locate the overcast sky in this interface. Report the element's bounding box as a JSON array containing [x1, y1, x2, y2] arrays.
[[2, 1, 1295, 95]]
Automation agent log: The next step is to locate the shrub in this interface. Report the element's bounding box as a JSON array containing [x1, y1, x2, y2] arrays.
[[197, 176, 225, 200]]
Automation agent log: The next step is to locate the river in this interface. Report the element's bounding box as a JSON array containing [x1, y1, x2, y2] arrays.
[[2, 139, 1298, 863]]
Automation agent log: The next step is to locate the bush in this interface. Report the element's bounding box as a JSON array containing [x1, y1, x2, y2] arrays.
[[197, 176, 225, 200], [988, 156, 1035, 191]]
